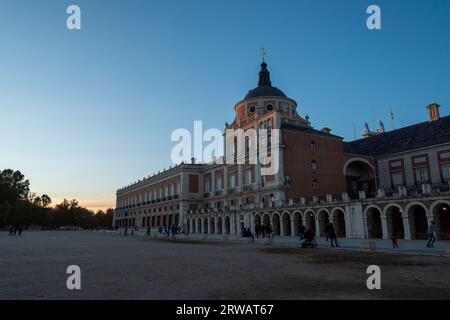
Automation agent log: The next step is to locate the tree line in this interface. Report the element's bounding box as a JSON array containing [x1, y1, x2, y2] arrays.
[[0, 169, 113, 229]]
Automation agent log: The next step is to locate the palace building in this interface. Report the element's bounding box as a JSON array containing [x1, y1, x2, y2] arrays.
[[113, 61, 450, 241]]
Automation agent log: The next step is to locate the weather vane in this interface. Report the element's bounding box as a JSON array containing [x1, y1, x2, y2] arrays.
[[261, 46, 266, 63]]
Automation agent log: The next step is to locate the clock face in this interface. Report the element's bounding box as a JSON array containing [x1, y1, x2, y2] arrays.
[[280, 103, 290, 113]]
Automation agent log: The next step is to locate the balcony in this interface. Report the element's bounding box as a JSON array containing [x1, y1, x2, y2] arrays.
[[215, 190, 223, 196], [227, 187, 235, 194], [243, 184, 253, 192], [203, 192, 210, 198]]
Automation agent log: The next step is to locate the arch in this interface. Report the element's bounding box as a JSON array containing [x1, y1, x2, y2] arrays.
[[343, 157, 375, 175], [292, 211, 303, 236], [304, 209, 316, 231], [209, 216, 215, 234], [405, 202, 429, 240], [384, 203, 405, 239], [281, 211, 292, 236], [224, 216, 231, 235], [262, 212, 271, 227], [198, 218, 202, 234], [429, 200, 450, 239], [217, 216, 223, 235], [254, 213, 262, 236], [331, 207, 346, 237], [186, 219, 191, 234], [272, 212, 281, 236], [202, 217, 208, 234], [317, 209, 330, 237], [364, 205, 383, 239], [344, 157, 376, 199]]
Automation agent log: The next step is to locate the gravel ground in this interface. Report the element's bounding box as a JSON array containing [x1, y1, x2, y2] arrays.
[[1, 231, 449, 300]]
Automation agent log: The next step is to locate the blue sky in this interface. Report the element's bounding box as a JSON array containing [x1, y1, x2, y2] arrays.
[[0, 0, 449, 210]]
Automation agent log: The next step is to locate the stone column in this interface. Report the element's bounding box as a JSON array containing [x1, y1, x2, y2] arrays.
[[230, 215, 235, 235], [402, 214, 412, 240], [381, 215, 389, 240], [291, 217, 295, 237], [315, 216, 321, 238]]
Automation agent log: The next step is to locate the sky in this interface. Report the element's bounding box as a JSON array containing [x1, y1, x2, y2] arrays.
[[0, 0, 449, 211]]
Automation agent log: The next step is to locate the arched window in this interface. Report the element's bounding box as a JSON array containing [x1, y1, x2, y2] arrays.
[[312, 179, 319, 189], [311, 160, 317, 170], [310, 141, 316, 152]]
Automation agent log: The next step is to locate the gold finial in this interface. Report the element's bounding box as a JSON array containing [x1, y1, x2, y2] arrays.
[[261, 46, 266, 63]]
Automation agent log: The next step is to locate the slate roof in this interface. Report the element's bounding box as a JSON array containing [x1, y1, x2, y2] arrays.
[[343, 115, 450, 156], [281, 123, 343, 139], [245, 86, 287, 99]]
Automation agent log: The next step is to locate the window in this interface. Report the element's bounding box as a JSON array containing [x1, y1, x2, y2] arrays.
[[245, 136, 250, 154], [392, 173, 404, 187], [310, 141, 316, 152], [204, 179, 210, 193], [311, 160, 317, 170], [170, 184, 174, 196], [165, 186, 169, 198], [230, 174, 236, 188], [216, 175, 222, 191], [443, 164, 450, 181], [284, 176, 292, 185], [415, 168, 429, 184], [244, 170, 252, 185], [312, 179, 319, 189], [266, 104, 274, 112], [249, 106, 256, 114]]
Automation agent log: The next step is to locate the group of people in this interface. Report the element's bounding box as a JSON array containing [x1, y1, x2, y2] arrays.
[[8, 225, 24, 236], [157, 225, 181, 238], [241, 228, 255, 241], [254, 223, 273, 238], [391, 220, 439, 249]]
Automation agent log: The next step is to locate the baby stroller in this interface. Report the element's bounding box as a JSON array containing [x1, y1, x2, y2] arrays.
[[300, 229, 317, 248]]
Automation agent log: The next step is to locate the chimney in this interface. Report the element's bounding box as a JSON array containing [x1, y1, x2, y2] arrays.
[[321, 127, 332, 134], [426, 103, 440, 121]]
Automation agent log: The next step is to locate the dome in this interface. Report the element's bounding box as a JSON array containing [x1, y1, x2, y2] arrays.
[[245, 86, 287, 99], [244, 62, 287, 100]]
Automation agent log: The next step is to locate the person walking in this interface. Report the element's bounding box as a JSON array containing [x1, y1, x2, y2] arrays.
[[261, 225, 266, 238], [427, 221, 437, 248], [267, 223, 273, 238], [299, 224, 306, 240], [255, 224, 260, 239], [329, 222, 339, 247], [324, 222, 331, 242], [391, 236, 399, 249]]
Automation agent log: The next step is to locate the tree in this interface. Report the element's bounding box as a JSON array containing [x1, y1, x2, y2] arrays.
[[0, 169, 30, 203], [41, 194, 51, 208]]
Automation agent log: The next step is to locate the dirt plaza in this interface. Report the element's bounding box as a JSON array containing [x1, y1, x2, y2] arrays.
[[1, 231, 449, 300]]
